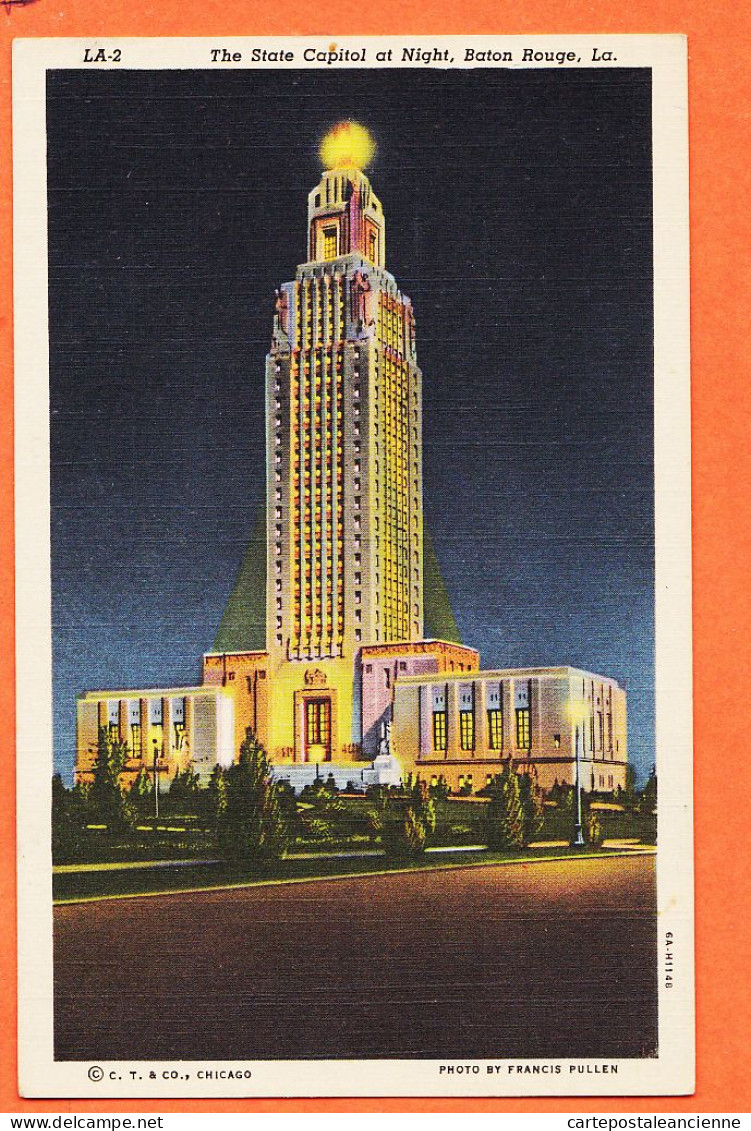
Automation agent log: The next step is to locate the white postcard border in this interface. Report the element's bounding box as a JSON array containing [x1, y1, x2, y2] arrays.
[[13, 33, 693, 1098]]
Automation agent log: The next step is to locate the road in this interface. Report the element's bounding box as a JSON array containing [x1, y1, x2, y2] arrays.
[[54, 854, 658, 1061]]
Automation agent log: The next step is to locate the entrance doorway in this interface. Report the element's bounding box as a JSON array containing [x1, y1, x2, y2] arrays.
[[304, 697, 331, 762]]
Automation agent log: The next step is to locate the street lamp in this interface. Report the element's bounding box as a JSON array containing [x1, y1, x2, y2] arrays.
[[572, 722, 585, 847], [152, 738, 161, 820], [568, 699, 587, 848]]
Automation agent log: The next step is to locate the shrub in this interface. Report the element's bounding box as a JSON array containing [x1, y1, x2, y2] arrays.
[[428, 775, 450, 801], [518, 772, 545, 846], [369, 777, 436, 859], [297, 774, 346, 843], [585, 811, 605, 847], [168, 766, 201, 812]]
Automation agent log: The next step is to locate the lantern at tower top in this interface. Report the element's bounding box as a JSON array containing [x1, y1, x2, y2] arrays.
[[308, 125, 385, 267], [319, 121, 376, 171]]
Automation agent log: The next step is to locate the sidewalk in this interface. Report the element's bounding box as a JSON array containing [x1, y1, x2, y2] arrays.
[[53, 839, 653, 875], [54, 844, 485, 874]]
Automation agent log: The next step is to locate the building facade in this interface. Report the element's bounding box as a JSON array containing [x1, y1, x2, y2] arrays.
[[256, 158, 429, 763], [391, 666, 628, 793], [76, 685, 235, 787], [75, 125, 629, 794]]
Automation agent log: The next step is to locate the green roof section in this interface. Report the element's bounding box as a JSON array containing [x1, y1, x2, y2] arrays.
[[212, 504, 267, 653], [422, 524, 462, 645], [212, 505, 462, 651]]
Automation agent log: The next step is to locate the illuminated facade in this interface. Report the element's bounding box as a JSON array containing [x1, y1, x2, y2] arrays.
[[75, 124, 629, 793], [256, 155, 443, 764], [392, 666, 629, 794], [76, 685, 235, 787], [268, 163, 423, 661]]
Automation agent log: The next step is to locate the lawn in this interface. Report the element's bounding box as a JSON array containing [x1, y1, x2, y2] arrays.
[[52, 791, 656, 902]]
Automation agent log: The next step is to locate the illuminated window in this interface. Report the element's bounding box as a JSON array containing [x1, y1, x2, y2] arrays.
[[516, 708, 531, 750], [322, 226, 337, 259], [488, 708, 503, 750], [130, 724, 142, 759], [433, 710, 447, 752], [368, 231, 377, 261], [459, 710, 474, 751]]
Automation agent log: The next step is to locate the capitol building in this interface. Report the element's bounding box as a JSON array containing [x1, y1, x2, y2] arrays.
[[76, 122, 628, 797]]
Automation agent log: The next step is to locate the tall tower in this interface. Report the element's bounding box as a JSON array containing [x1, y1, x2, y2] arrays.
[[266, 124, 424, 667]]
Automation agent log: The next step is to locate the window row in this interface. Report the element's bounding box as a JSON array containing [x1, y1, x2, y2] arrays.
[[432, 708, 531, 753]]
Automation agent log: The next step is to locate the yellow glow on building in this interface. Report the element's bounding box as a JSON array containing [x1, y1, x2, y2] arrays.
[[319, 121, 375, 170]]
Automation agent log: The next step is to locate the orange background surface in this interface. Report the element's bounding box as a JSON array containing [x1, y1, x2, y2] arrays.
[[1, 0, 748, 1114]]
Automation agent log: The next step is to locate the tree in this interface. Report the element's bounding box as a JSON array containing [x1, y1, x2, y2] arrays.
[[90, 727, 136, 833], [51, 774, 91, 862], [518, 772, 545, 846], [617, 763, 638, 811], [639, 766, 657, 815], [205, 764, 228, 827], [217, 730, 292, 870], [485, 761, 525, 851], [128, 765, 153, 817], [168, 765, 201, 813]]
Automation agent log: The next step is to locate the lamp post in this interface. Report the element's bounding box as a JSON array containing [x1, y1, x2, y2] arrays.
[[152, 738, 160, 820], [572, 722, 585, 847]]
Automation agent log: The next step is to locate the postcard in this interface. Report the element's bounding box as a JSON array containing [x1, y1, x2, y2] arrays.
[[13, 34, 692, 1098]]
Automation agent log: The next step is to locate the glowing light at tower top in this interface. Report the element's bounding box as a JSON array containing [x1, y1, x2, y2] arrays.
[[319, 121, 376, 170]]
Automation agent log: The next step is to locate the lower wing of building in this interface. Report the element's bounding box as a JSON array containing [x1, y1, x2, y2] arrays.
[[75, 649, 627, 795]]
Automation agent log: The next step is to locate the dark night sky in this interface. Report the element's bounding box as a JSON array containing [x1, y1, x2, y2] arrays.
[[47, 66, 654, 782]]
